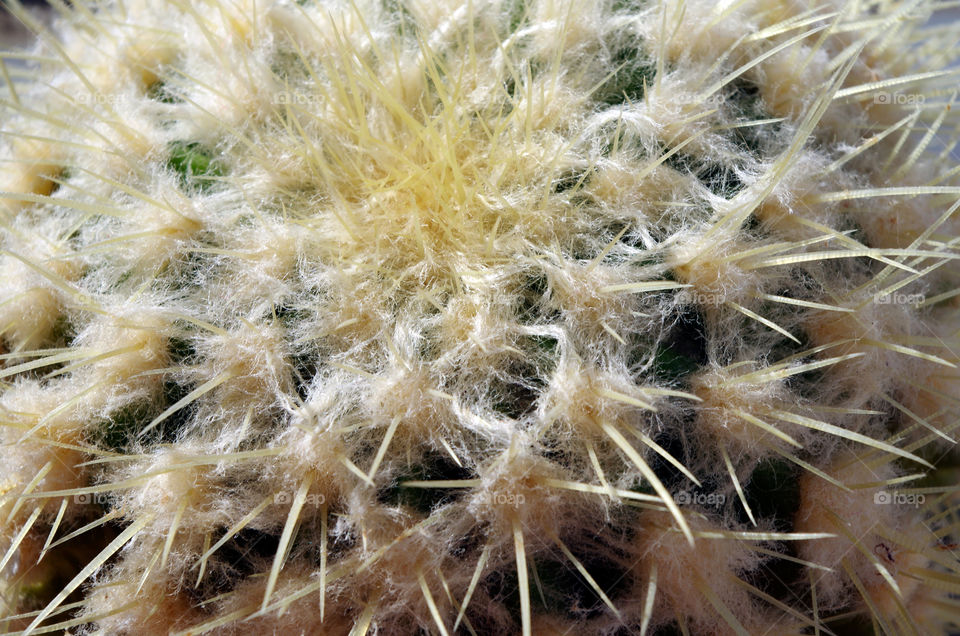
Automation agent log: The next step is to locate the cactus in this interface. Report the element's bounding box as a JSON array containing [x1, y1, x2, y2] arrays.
[[1, 0, 959, 634]]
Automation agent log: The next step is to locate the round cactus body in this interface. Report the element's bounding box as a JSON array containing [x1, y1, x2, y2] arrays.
[[1, 1, 959, 634]]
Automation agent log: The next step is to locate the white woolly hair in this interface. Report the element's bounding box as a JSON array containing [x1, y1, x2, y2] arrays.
[[1, 0, 959, 634]]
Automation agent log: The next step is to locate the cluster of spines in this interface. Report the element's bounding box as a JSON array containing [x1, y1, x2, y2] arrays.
[[0, 0, 958, 634]]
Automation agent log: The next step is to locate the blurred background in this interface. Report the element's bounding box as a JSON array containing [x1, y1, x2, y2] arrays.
[[1, 0, 959, 166], [2, 1, 959, 67], [2, 0, 960, 46], [1, 0, 51, 50]]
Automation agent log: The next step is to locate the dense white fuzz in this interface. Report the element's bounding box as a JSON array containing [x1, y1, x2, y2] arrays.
[[794, 451, 959, 631], [626, 511, 768, 634]]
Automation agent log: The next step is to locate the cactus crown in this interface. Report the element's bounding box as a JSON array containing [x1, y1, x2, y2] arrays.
[[1, 0, 959, 634]]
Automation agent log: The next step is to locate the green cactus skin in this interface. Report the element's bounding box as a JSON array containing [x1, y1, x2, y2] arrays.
[[1, 1, 959, 634]]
